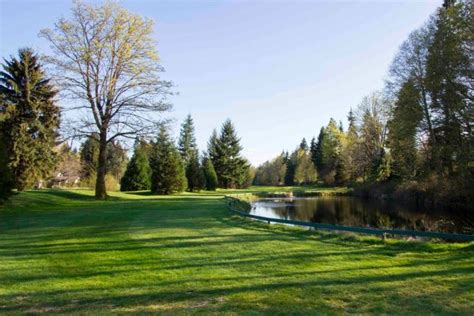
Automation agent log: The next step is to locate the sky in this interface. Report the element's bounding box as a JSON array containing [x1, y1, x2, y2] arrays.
[[0, 0, 442, 165]]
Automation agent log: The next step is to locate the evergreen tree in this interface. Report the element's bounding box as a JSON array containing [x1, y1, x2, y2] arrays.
[[186, 151, 206, 192], [340, 108, 360, 182], [150, 126, 187, 194], [120, 140, 151, 191], [0, 128, 14, 200], [284, 150, 297, 185], [299, 138, 308, 151], [178, 114, 197, 165], [312, 127, 326, 173], [207, 129, 218, 162], [0, 48, 60, 190], [210, 119, 249, 188], [202, 156, 218, 191], [79, 135, 128, 182], [387, 80, 423, 179], [79, 133, 100, 179], [310, 137, 317, 161], [426, 0, 472, 176]]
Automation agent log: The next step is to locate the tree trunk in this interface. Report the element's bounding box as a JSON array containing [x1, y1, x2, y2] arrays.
[[95, 130, 108, 199]]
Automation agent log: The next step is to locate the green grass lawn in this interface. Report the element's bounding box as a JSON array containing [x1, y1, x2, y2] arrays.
[[0, 188, 473, 314]]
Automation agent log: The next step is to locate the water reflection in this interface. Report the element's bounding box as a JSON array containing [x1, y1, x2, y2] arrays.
[[250, 197, 474, 234]]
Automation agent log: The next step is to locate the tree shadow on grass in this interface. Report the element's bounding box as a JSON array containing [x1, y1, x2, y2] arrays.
[[1, 261, 473, 314]]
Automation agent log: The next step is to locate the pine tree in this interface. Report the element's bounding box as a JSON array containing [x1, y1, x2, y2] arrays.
[[312, 127, 326, 174], [186, 151, 206, 192], [150, 126, 187, 194], [120, 140, 152, 191], [178, 114, 197, 165], [79, 133, 100, 179], [0, 128, 14, 200], [299, 138, 308, 151], [79, 134, 128, 183], [0, 48, 60, 190], [210, 119, 249, 188], [387, 80, 423, 179], [207, 129, 218, 162], [202, 156, 218, 191], [340, 108, 359, 182], [284, 150, 297, 185], [426, 0, 472, 176]]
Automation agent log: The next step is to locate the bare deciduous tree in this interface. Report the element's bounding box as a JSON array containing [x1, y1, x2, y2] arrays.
[[40, 1, 172, 198]]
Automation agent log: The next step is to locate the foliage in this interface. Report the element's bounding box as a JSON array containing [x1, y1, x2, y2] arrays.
[[178, 114, 198, 166], [425, 0, 473, 176], [185, 151, 206, 192], [50, 144, 82, 187], [40, 1, 172, 198], [0, 129, 14, 200], [79, 135, 128, 183], [120, 141, 152, 191], [150, 126, 187, 194], [202, 156, 218, 191], [0, 48, 60, 191], [387, 80, 423, 179], [293, 149, 317, 185], [208, 119, 249, 189], [254, 152, 287, 186]]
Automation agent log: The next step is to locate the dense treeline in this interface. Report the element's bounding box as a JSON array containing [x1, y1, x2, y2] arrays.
[[255, 0, 473, 210], [119, 117, 251, 194]]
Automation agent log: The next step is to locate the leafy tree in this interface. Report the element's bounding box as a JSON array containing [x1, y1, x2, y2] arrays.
[[254, 152, 287, 186], [41, 1, 172, 199], [186, 151, 206, 192], [0, 48, 60, 190], [178, 114, 198, 166], [355, 93, 391, 181], [202, 156, 218, 191], [239, 165, 256, 188], [150, 126, 187, 194], [106, 141, 128, 182], [293, 148, 317, 185], [50, 144, 82, 187], [387, 23, 435, 148], [209, 119, 249, 188], [120, 141, 151, 191], [319, 119, 346, 185]]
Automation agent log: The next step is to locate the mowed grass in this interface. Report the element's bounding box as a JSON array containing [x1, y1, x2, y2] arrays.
[[0, 188, 473, 314]]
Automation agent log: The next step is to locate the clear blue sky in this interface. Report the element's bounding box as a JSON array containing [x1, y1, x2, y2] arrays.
[[0, 0, 441, 165]]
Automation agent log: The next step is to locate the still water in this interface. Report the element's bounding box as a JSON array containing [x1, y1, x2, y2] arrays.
[[250, 196, 474, 234]]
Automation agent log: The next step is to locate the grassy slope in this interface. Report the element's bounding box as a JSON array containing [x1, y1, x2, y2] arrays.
[[0, 188, 473, 315]]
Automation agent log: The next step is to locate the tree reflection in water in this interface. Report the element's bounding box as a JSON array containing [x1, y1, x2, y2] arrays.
[[250, 197, 474, 234]]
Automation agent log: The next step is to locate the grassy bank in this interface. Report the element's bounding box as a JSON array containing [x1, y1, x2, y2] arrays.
[[1, 188, 473, 314]]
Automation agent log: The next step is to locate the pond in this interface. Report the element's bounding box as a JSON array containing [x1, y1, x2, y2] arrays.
[[250, 196, 474, 235]]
